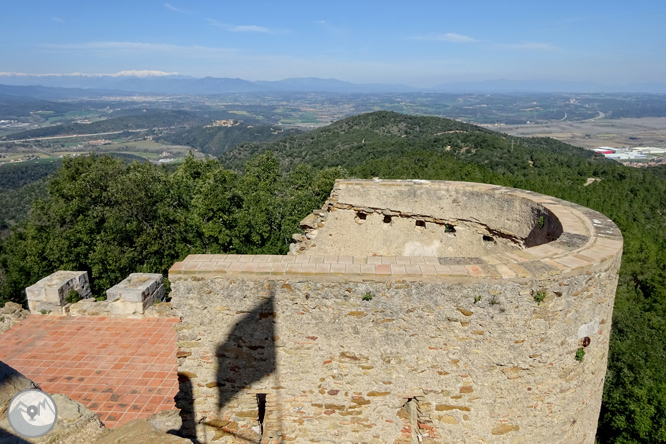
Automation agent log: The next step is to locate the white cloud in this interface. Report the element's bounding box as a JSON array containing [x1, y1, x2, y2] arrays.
[[440, 33, 477, 43], [207, 19, 283, 34], [229, 25, 270, 33], [164, 3, 188, 13], [40, 41, 239, 59], [313, 20, 349, 38], [496, 42, 559, 50], [27, 40, 484, 85], [110, 70, 178, 77], [0, 70, 179, 77], [51, 17, 65, 23], [413, 33, 478, 43]]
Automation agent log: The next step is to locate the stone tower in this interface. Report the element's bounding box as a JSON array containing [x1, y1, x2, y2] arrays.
[[169, 179, 622, 443]]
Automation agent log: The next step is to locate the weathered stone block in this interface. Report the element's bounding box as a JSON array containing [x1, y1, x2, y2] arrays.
[[109, 298, 155, 317], [107, 273, 163, 302], [25, 270, 91, 314], [106, 273, 164, 318]]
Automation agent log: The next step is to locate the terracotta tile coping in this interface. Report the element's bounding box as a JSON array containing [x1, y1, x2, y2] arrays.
[[170, 180, 623, 281]]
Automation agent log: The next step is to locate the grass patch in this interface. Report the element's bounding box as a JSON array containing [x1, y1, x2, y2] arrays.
[[575, 347, 585, 362], [534, 291, 546, 304]]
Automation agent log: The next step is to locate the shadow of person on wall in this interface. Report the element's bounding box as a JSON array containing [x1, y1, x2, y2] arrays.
[[171, 372, 200, 443], [215, 287, 277, 441], [170, 284, 279, 442], [216, 296, 276, 409]]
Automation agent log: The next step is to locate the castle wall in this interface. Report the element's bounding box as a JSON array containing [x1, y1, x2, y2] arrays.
[[292, 181, 563, 257], [168, 180, 622, 444]]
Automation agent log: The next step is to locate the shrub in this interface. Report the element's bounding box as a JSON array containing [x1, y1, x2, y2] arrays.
[[65, 289, 81, 304]]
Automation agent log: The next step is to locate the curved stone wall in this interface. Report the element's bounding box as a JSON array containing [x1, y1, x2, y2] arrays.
[[292, 180, 564, 257], [169, 180, 622, 443]]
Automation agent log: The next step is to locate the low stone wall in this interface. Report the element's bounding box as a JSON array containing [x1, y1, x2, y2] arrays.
[[170, 263, 619, 443], [168, 180, 623, 443], [23, 271, 173, 319]]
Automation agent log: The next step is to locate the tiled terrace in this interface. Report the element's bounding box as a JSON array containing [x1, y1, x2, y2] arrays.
[[0, 315, 179, 429]]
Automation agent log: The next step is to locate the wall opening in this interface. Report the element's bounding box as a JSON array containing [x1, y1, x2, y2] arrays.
[[356, 212, 367, 220], [256, 393, 267, 436], [483, 235, 494, 242], [445, 224, 456, 233], [383, 215, 392, 224], [399, 397, 423, 443], [415, 220, 426, 229]]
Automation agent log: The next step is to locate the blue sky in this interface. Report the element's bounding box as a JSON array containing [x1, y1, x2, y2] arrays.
[[1, 0, 665, 86]]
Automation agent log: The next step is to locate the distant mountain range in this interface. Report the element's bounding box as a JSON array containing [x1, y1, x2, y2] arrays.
[[1, 73, 665, 96], [0, 74, 419, 95], [431, 79, 666, 94], [0, 83, 129, 100]]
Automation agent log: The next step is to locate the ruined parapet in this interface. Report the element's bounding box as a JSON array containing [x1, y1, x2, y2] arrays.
[[293, 179, 563, 257], [25, 271, 91, 315], [168, 179, 622, 443], [21, 271, 174, 319], [106, 273, 164, 318]]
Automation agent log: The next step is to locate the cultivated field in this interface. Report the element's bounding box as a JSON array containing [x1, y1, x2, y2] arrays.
[[499, 117, 666, 150]]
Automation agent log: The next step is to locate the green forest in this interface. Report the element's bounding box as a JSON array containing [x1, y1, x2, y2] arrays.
[[159, 124, 301, 157], [1, 111, 666, 443], [0, 161, 62, 233]]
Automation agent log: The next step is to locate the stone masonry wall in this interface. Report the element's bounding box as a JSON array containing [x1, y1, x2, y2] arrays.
[[170, 260, 619, 443], [292, 180, 563, 257], [167, 180, 623, 443]]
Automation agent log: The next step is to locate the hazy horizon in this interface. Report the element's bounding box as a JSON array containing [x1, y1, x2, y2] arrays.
[[1, 1, 664, 88]]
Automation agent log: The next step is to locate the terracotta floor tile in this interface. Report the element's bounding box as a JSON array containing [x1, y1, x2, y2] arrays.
[[147, 378, 164, 387], [142, 387, 159, 396], [142, 405, 158, 415], [0, 315, 179, 428], [93, 393, 113, 402]]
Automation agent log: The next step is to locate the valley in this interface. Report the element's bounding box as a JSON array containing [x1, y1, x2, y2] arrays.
[[2, 89, 666, 167]]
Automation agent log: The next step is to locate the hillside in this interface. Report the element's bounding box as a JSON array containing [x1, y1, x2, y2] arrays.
[[0, 161, 61, 192], [159, 123, 300, 157], [0, 97, 89, 120], [0, 155, 147, 234], [0, 180, 49, 234], [2, 110, 201, 140], [221, 111, 604, 174]]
